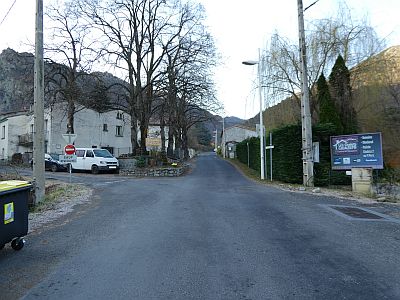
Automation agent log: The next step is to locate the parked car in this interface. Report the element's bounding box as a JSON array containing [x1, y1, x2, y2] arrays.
[[70, 148, 119, 174], [30, 153, 68, 172]]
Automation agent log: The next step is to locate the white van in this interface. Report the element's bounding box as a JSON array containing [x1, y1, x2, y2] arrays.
[[71, 148, 120, 174]]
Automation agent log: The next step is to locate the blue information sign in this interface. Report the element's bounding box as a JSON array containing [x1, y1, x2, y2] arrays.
[[330, 132, 383, 170]]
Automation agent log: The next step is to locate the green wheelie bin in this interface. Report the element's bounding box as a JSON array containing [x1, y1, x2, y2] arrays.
[[0, 180, 32, 251]]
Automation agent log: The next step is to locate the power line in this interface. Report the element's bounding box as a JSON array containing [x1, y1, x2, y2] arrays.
[[0, 0, 17, 27]]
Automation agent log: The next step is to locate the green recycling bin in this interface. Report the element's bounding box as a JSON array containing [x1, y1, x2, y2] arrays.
[[0, 180, 32, 251]]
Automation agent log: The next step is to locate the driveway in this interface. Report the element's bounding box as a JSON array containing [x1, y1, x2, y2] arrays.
[[1, 153, 399, 299]]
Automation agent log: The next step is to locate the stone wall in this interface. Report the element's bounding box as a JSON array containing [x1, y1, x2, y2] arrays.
[[119, 158, 137, 169], [120, 165, 188, 177]]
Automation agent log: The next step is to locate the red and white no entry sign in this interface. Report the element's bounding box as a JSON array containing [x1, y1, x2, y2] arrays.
[[64, 144, 76, 155]]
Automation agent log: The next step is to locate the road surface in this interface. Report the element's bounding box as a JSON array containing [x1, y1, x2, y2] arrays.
[[1, 153, 399, 299]]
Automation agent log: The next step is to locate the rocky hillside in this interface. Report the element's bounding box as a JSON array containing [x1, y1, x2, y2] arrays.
[[0, 48, 34, 114]]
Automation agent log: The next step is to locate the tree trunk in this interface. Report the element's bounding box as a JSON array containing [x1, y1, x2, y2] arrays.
[[130, 115, 139, 155], [160, 111, 166, 153], [140, 121, 147, 153], [174, 129, 182, 159], [167, 124, 175, 157], [67, 99, 75, 134], [182, 126, 189, 160]]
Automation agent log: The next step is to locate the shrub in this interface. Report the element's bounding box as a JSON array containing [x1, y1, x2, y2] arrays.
[[136, 156, 146, 168], [11, 153, 23, 165]]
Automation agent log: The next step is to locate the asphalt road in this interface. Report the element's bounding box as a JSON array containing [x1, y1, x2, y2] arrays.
[[1, 153, 400, 299]]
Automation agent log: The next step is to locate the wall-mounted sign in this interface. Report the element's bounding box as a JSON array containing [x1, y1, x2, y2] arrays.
[[330, 132, 383, 170]]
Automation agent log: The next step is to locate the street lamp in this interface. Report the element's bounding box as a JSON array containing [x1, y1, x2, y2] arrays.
[[242, 49, 265, 180], [222, 117, 226, 158]]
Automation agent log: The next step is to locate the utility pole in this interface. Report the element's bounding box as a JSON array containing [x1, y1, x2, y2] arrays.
[[297, 0, 314, 187], [33, 0, 45, 203]]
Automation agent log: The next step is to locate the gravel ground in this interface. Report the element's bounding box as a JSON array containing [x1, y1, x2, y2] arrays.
[[28, 183, 93, 233]]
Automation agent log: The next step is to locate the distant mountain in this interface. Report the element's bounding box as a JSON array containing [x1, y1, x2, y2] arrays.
[[0, 48, 125, 115], [0, 48, 34, 114], [0, 48, 252, 152]]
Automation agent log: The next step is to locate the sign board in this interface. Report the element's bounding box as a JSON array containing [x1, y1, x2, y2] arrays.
[[62, 134, 77, 144], [265, 145, 275, 150], [256, 124, 265, 137], [59, 155, 77, 163], [330, 132, 383, 170], [146, 137, 162, 147], [313, 142, 320, 163], [64, 144, 76, 155]]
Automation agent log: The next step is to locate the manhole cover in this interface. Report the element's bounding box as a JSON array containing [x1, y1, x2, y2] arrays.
[[331, 206, 383, 219], [320, 204, 400, 223]]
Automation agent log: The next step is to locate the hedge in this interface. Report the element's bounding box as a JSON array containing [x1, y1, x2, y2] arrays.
[[236, 123, 350, 186]]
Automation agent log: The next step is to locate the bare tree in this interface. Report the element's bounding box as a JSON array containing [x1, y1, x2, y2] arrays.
[[81, 0, 200, 154], [157, 8, 221, 159], [45, 0, 100, 133], [260, 3, 384, 122]]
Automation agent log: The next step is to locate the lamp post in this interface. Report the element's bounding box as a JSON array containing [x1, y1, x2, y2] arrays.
[[222, 117, 226, 158], [242, 49, 265, 180]]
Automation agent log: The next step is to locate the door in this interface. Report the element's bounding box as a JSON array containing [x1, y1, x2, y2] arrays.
[[72, 149, 86, 170], [83, 149, 97, 170]]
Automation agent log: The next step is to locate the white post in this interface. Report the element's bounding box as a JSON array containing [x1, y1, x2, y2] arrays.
[[33, 0, 45, 203], [214, 129, 218, 153], [258, 49, 265, 180], [297, 0, 314, 187], [222, 117, 226, 158]]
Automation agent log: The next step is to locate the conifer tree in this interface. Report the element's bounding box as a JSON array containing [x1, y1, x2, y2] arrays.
[[317, 73, 343, 133], [329, 55, 358, 134]]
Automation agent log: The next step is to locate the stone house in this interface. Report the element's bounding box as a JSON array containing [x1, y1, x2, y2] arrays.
[[221, 124, 258, 158], [0, 103, 169, 161]]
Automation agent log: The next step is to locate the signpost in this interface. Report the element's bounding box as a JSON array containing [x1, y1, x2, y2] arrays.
[[330, 132, 383, 170], [62, 134, 77, 144], [63, 143, 76, 183], [64, 144, 76, 155], [330, 132, 383, 196]]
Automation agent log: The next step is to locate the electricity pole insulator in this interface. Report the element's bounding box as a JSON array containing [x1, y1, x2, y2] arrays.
[[297, 0, 314, 187]]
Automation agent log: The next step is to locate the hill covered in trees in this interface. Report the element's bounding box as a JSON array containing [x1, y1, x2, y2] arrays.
[[256, 46, 400, 167]]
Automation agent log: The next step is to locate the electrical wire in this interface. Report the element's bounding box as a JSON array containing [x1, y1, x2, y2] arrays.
[[0, 0, 17, 27]]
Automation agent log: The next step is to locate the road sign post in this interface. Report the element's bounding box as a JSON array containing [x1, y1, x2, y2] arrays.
[[63, 144, 76, 183], [64, 144, 76, 155], [62, 134, 77, 144]]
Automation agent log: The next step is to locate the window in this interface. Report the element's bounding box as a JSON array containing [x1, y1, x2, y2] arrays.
[[1, 125, 5, 139], [103, 124, 108, 132], [116, 125, 123, 137], [75, 150, 85, 157], [30, 124, 34, 134], [116, 112, 123, 120], [86, 150, 94, 158]]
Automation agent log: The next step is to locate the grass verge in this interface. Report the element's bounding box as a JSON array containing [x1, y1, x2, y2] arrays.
[[30, 183, 89, 213]]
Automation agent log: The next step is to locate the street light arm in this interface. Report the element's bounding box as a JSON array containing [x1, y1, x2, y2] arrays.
[[242, 60, 258, 66]]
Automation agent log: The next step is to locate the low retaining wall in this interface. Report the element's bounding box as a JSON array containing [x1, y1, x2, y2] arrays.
[[120, 165, 188, 177], [118, 158, 137, 169]]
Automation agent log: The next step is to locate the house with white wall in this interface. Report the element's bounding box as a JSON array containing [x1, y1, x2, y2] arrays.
[[0, 103, 171, 161], [221, 124, 258, 158]]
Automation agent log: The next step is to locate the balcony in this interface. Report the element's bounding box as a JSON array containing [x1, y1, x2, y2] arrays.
[[18, 132, 49, 146], [18, 133, 33, 146]]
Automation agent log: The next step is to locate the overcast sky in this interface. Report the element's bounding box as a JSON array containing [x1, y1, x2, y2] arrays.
[[0, 0, 399, 119]]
